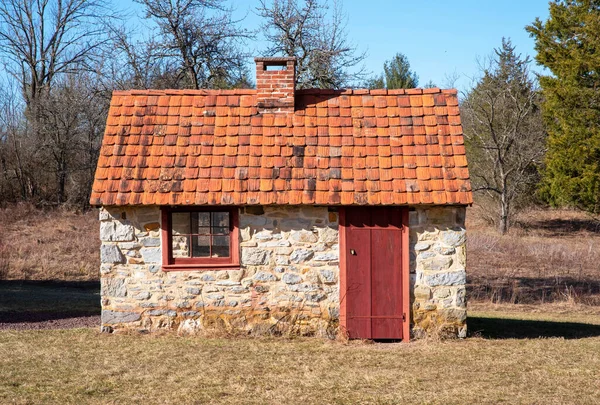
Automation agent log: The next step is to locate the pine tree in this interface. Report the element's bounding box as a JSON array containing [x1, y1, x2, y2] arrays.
[[462, 39, 546, 234], [526, 0, 600, 212], [368, 53, 418, 89]]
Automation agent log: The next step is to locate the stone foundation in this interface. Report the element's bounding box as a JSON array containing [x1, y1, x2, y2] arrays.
[[99, 205, 467, 338]]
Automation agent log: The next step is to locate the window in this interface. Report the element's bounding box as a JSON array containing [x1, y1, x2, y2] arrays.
[[161, 208, 239, 270]]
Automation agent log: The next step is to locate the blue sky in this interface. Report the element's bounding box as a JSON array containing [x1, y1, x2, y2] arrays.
[[120, 0, 550, 92]]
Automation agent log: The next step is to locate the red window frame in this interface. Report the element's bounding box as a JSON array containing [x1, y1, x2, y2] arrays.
[[161, 207, 240, 271]]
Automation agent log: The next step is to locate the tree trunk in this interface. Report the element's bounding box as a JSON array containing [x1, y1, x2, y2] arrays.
[[499, 192, 509, 235]]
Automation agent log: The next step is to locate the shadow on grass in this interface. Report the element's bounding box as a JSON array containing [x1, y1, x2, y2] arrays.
[[469, 316, 600, 339], [0, 280, 100, 323]]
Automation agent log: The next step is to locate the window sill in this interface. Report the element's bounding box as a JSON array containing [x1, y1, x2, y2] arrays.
[[162, 263, 241, 272]]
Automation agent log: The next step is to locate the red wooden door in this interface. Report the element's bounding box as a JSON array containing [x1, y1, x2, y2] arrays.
[[343, 207, 406, 340]]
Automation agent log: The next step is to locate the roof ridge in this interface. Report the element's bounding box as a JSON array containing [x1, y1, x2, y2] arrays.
[[113, 89, 257, 96], [112, 88, 459, 97]]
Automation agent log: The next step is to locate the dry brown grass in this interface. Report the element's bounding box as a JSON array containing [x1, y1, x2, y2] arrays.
[[0, 204, 99, 281], [1, 310, 600, 405], [467, 205, 600, 305]]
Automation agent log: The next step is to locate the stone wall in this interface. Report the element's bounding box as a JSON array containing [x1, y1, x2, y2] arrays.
[[99, 206, 339, 337], [409, 206, 467, 338], [98, 204, 467, 339]]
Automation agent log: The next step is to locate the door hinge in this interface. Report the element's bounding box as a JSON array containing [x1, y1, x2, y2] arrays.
[[402, 313, 406, 322]]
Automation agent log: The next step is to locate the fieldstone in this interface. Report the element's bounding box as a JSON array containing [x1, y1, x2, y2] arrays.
[[423, 256, 453, 271], [261, 240, 291, 247], [314, 252, 338, 261], [282, 273, 302, 284], [414, 285, 431, 300], [101, 245, 125, 264], [100, 221, 134, 242], [206, 293, 225, 300], [99, 209, 114, 221], [425, 271, 466, 287], [414, 242, 431, 251], [201, 274, 216, 281], [434, 246, 456, 255], [120, 242, 141, 250], [182, 311, 200, 317], [149, 264, 161, 273], [289, 283, 318, 292], [440, 228, 466, 247], [186, 287, 201, 295], [254, 272, 276, 282], [275, 255, 289, 265], [275, 266, 285, 273], [290, 249, 314, 263], [228, 300, 238, 307], [306, 292, 326, 302], [203, 285, 219, 293], [242, 248, 271, 265], [290, 230, 318, 244], [230, 286, 249, 294], [140, 248, 161, 264], [101, 310, 140, 324], [227, 269, 244, 282], [216, 280, 241, 286], [101, 278, 127, 298], [146, 309, 167, 316], [433, 288, 451, 299], [418, 251, 436, 260], [456, 287, 466, 307], [440, 308, 467, 323], [317, 227, 338, 244], [142, 238, 161, 247], [254, 231, 273, 240], [240, 241, 258, 247], [319, 269, 337, 284], [133, 291, 151, 300]]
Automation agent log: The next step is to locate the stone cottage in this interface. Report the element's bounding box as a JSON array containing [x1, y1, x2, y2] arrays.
[[90, 57, 472, 340]]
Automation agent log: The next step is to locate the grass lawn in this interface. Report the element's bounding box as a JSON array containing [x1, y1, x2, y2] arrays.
[[1, 310, 600, 404]]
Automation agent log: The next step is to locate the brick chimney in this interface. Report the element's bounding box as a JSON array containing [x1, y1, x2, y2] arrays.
[[255, 57, 296, 113]]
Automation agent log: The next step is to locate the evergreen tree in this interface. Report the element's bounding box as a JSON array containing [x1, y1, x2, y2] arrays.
[[526, 0, 600, 212], [462, 39, 546, 234], [368, 53, 418, 89]]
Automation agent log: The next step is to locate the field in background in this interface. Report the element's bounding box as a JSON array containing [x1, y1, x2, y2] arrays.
[[467, 206, 600, 305], [0, 204, 99, 281]]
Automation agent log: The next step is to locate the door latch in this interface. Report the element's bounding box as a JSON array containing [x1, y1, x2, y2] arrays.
[[350, 249, 356, 255]]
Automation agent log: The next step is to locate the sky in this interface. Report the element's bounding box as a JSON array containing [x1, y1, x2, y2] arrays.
[[119, 0, 551, 93]]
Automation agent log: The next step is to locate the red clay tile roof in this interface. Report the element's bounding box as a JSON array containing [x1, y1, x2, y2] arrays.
[[90, 88, 472, 206]]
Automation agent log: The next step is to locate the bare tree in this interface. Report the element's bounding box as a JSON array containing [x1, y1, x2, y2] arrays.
[[256, 0, 366, 89], [0, 0, 112, 206], [0, 0, 112, 107], [134, 0, 252, 89], [462, 39, 546, 234]]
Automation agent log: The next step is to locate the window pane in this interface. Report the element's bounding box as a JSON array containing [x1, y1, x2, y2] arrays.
[[192, 235, 210, 257], [212, 226, 228, 235], [172, 235, 190, 258], [196, 226, 211, 235], [196, 212, 210, 226], [171, 212, 190, 235], [212, 236, 230, 257], [212, 212, 229, 228]]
